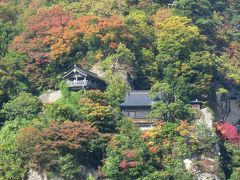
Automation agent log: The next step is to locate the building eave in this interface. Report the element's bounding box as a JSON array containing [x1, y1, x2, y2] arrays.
[[120, 105, 152, 109], [62, 65, 105, 83]]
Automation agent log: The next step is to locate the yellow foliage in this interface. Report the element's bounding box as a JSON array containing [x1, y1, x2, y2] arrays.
[[153, 9, 173, 28]]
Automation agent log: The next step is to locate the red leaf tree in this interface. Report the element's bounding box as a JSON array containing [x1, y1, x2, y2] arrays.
[[11, 6, 72, 88], [17, 121, 100, 172], [12, 6, 71, 64], [216, 121, 240, 144]]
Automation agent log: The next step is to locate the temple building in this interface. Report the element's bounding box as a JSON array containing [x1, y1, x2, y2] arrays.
[[62, 65, 106, 91], [190, 99, 203, 110], [120, 91, 158, 130], [63, 65, 158, 130]]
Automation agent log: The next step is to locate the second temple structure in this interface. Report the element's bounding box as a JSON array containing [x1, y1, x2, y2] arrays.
[[63, 65, 204, 130]]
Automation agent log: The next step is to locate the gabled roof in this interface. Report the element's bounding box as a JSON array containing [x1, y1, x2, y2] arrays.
[[120, 91, 156, 108], [62, 64, 105, 82], [189, 99, 203, 105]]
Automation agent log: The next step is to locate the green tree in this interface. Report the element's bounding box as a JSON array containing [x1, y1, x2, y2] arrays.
[[0, 2, 19, 24], [16, 121, 101, 179], [172, 51, 214, 100], [104, 72, 130, 107], [102, 119, 155, 179], [136, 48, 158, 89], [79, 96, 119, 133], [103, 120, 220, 179], [154, 15, 214, 101], [142, 121, 220, 179], [0, 92, 41, 121], [0, 62, 31, 111], [222, 142, 240, 179], [216, 0, 240, 42], [156, 16, 205, 61], [124, 9, 156, 89], [124, 9, 155, 50], [66, 0, 129, 17], [45, 86, 121, 133], [0, 119, 32, 179], [173, 0, 216, 36], [0, 51, 31, 101], [102, 43, 136, 78], [149, 82, 194, 122], [0, 21, 17, 57], [218, 42, 240, 84]]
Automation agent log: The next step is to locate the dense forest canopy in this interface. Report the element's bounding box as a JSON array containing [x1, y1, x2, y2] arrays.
[[0, 0, 240, 179]]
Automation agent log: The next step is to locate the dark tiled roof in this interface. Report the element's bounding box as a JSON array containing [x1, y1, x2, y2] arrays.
[[189, 99, 203, 105], [120, 91, 156, 107], [62, 65, 105, 82]]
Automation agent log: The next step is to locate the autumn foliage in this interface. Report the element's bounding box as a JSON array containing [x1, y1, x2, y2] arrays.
[[12, 6, 71, 64], [49, 15, 133, 60], [12, 10, 132, 63], [1, 0, 240, 179], [143, 121, 197, 155], [216, 121, 240, 144], [36, 121, 99, 150], [16, 121, 100, 172], [11, 7, 135, 88], [10, 6, 72, 88]]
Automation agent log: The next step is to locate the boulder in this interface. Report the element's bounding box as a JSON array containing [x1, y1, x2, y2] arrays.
[[184, 159, 194, 171], [39, 90, 62, 104], [27, 165, 97, 180], [195, 172, 220, 180], [199, 107, 214, 129]]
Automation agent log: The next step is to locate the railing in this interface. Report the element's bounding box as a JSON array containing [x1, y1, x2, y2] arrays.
[[66, 80, 88, 87]]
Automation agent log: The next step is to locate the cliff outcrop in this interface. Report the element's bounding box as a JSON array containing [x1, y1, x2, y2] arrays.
[[209, 81, 240, 124]]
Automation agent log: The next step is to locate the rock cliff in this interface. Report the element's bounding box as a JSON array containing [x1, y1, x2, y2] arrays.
[[209, 81, 240, 124]]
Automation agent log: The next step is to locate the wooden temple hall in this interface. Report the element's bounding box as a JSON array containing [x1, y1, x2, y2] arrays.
[[63, 65, 201, 130], [62, 64, 106, 90], [119, 91, 157, 130], [63, 65, 156, 129]]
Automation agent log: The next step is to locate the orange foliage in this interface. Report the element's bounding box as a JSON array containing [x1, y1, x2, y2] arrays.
[[143, 120, 197, 155], [49, 16, 133, 60], [149, 146, 158, 154], [11, 6, 71, 64], [153, 9, 172, 28], [37, 121, 99, 150], [142, 131, 151, 139], [123, 149, 137, 159], [176, 120, 196, 137], [31, 121, 99, 171], [27, 6, 71, 36], [16, 127, 40, 149], [11, 9, 134, 89]]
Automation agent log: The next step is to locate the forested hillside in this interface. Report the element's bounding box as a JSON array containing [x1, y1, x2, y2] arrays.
[[0, 0, 240, 179]]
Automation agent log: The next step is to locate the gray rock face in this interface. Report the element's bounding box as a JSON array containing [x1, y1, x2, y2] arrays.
[[183, 109, 221, 180], [90, 63, 105, 78], [199, 107, 214, 129], [184, 159, 194, 171], [90, 62, 133, 87], [195, 173, 220, 180], [209, 82, 240, 124], [39, 90, 62, 104], [28, 170, 44, 180], [184, 157, 221, 180], [27, 166, 97, 180], [221, 98, 240, 124]]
